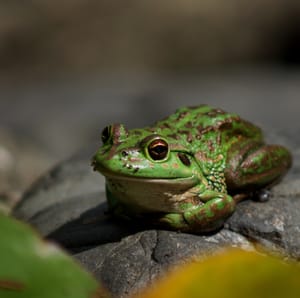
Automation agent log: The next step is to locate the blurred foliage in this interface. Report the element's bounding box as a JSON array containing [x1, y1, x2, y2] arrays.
[[0, 214, 109, 298], [138, 249, 300, 298], [0, 0, 299, 79]]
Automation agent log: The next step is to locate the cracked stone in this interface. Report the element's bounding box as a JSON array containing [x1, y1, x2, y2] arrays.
[[74, 229, 253, 297]]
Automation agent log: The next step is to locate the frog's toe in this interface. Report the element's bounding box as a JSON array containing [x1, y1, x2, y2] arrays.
[[159, 213, 189, 230]]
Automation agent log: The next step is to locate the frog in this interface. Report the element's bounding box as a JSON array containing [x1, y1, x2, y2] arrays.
[[92, 105, 292, 233]]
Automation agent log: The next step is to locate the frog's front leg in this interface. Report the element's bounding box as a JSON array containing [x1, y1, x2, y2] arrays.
[[160, 190, 235, 233]]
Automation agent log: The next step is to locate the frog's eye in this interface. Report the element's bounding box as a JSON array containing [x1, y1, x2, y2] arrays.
[[101, 125, 112, 144], [147, 139, 169, 161]]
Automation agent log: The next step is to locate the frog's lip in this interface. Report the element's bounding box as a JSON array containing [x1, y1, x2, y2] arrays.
[[96, 165, 198, 186]]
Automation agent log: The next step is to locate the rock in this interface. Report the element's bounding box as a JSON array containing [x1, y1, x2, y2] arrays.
[[226, 178, 300, 259], [74, 229, 253, 297], [14, 144, 104, 223], [13, 132, 300, 297], [0, 128, 54, 212]]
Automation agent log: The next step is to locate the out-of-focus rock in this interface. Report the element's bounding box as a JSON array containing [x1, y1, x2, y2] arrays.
[[0, 128, 54, 212], [0, 1, 299, 79]]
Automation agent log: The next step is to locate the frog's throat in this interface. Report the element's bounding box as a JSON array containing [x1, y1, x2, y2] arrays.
[[100, 169, 199, 213]]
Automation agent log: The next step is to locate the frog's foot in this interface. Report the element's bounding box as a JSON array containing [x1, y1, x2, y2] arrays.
[[226, 142, 292, 192], [232, 188, 271, 203], [183, 195, 235, 232], [161, 194, 235, 233], [159, 213, 190, 230]]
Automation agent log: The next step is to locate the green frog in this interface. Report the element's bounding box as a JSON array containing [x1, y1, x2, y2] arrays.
[[92, 105, 292, 233]]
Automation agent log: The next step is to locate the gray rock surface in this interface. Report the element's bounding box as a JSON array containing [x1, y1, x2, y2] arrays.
[[13, 131, 300, 297], [227, 179, 300, 259], [75, 230, 252, 297]]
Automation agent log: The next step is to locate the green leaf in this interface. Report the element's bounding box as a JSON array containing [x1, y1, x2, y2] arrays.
[[0, 214, 108, 298]]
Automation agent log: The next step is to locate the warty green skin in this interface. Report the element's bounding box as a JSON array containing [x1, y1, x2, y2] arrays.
[[92, 105, 292, 233]]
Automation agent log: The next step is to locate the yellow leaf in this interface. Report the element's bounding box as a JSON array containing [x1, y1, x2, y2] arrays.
[[137, 249, 300, 298]]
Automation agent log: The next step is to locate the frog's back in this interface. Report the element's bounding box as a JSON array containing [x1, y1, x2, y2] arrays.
[[154, 105, 262, 152]]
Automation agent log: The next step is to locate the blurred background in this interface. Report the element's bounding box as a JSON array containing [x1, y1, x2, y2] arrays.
[[0, 0, 300, 209]]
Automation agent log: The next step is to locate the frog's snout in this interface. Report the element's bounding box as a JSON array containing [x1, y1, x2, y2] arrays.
[[91, 157, 98, 171]]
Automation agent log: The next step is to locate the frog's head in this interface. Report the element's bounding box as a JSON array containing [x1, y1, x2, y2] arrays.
[[92, 123, 200, 180], [92, 123, 203, 212]]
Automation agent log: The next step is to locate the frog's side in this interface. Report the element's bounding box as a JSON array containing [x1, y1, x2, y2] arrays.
[[92, 105, 292, 233]]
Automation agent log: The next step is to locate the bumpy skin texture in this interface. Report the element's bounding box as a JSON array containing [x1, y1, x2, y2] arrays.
[[92, 105, 292, 233]]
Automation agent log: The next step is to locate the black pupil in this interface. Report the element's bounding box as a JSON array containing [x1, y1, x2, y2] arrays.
[[149, 140, 168, 160], [153, 145, 166, 154]]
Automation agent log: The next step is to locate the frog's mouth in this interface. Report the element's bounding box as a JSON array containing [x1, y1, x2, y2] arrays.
[[98, 166, 199, 213]]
